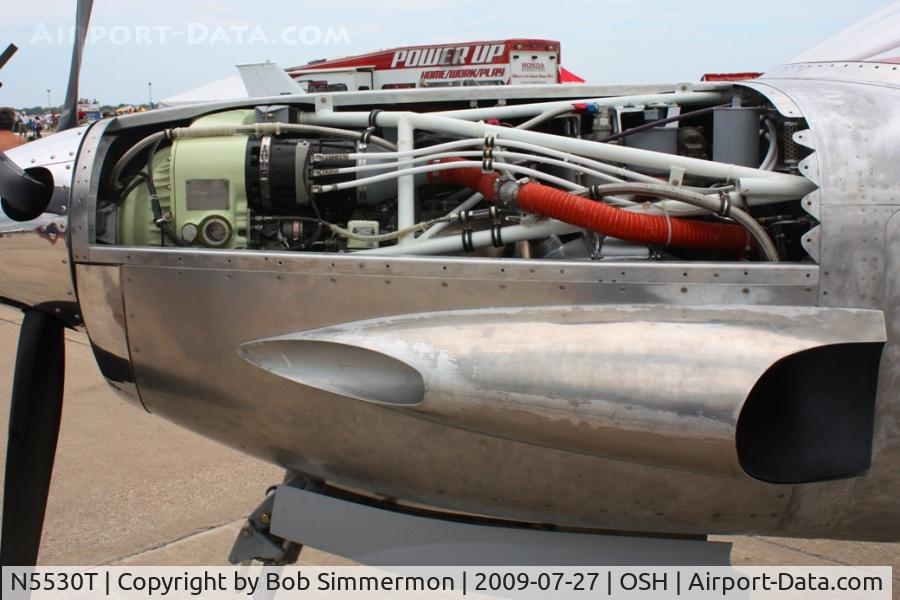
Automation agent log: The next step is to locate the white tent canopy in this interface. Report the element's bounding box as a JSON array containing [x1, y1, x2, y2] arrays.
[[157, 76, 248, 108], [791, 0, 900, 63]]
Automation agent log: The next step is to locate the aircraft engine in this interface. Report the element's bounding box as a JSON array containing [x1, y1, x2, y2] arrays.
[[110, 90, 817, 263]]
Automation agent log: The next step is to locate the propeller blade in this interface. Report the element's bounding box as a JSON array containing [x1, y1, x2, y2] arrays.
[[1, 310, 66, 566], [56, 0, 94, 131], [0, 44, 18, 71]]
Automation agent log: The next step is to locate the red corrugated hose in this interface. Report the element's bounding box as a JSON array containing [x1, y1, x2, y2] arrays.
[[428, 159, 753, 253]]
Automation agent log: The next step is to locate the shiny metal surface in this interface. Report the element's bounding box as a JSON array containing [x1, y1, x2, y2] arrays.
[[7, 126, 88, 171], [3, 125, 88, 217], [0, 213, 76, 323], [764, 61, 900, 88], [69, 118, 112, 263], [58, 75, 900, 541], [0, 130, 86, 325], [115, 258, 812, 539], [73, 264, 142, 409], [240, 304, 885, 479], [270, 485, 732, 566], [748, 66, 900, 540]]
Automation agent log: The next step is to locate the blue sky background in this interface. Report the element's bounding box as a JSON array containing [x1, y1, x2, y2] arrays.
[[0, 0, 891, 108]]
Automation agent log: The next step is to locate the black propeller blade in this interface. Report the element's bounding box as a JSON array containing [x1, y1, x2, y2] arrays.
[[0, 44, 18, 72], [1, 310, 66, 566], [0, 0, 94, 566], [57, 0, 94, 132]]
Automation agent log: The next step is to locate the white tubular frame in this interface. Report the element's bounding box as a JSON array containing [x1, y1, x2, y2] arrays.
[[360, 219, 582, 256], [299, 92, 814, 194], [428, 91, 726, 121], [396, 117, 416, 244]]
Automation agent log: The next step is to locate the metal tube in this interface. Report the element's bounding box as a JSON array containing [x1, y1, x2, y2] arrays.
[[515, 105, 574, 130], [300, 108, 814, 191], [396, 117, 415, 244], [759, 119, 779, 171], [409, 112, 809, 186], [591, 182, 779, 261], [428, 91, 728, 121], [316, 160, 584, 193], [325, 150, 626, 184], [359, 219, 582, 256], [736, 177, 810, 204], [170, 123, 398, 150], [417, 191, 483, 240]]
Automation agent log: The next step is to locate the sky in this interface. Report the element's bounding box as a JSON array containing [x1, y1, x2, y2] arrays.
[[0, 0, 892, 108]]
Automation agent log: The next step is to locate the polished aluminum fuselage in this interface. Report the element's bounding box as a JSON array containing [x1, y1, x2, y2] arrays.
[[2, 66, 899, 541]]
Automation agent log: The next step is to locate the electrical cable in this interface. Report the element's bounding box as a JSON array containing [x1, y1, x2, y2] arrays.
[[144, 139, 190, 247], [329, 216, 450, 243], [110, 130, 170, 192], [315, 149, 625, 184], [313, 160, 585, 193], [417, 191, 484, 240], [596, 104, 728, 144], [325, 138, 483, 161]]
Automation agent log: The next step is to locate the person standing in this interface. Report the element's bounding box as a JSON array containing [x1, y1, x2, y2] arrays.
[[0, 108, 25, 151]]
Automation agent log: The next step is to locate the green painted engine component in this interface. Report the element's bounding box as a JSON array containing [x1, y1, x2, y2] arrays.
[[118, 109, 256, 248], [117, 144, 173, 246]]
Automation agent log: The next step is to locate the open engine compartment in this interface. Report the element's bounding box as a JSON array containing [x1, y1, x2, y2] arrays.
[[98, 84, 817, 264]]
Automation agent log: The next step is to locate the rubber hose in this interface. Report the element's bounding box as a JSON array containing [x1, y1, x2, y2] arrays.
[[428, 160, 756, 255]]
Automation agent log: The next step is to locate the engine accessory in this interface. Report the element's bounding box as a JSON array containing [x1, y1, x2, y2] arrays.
[[712, 107, 762, 167], [118, 110, 255, 248], [345, 220, 381, 249]]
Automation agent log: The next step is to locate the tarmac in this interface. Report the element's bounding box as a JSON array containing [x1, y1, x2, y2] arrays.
[[0, 304, 897, 581]]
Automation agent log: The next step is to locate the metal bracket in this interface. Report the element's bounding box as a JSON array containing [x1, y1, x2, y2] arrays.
[[229, 483, 305, 565], [314, 94, 334, 113]]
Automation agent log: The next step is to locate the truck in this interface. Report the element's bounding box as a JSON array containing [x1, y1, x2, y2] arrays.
[[286, 39, 569, 91]]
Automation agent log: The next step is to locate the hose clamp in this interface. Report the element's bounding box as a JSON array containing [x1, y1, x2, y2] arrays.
[[717, 190, 732, 218], [259, 134, 273, 209], [461, 228, 475, 253], [482, 134, 496, 172], [368, 109, 383, 128], [360, 126, 376, 144], [490, 206, 504, 248], [490, 225, 504, 248], [495, 177, 520, 208]]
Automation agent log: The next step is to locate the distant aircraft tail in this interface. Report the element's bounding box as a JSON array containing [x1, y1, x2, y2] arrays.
[[236, 62, 304, 97]]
